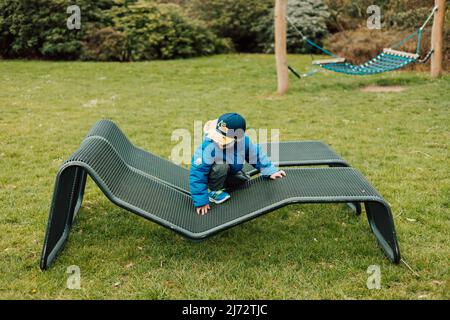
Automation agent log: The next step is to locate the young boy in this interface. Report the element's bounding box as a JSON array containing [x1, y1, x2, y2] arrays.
[[190, 113, 286, 215]]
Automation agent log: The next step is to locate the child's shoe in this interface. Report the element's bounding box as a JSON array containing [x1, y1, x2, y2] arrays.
[[208, 190, 231, 204]]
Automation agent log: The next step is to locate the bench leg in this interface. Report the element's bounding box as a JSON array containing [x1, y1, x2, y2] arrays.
[[40, 165, 87, 270], [364, 201, 401, 264], [71, 168, 87, 225], [346, 202, 362, 215]]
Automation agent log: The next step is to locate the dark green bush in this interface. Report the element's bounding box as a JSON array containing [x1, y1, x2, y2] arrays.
[[0, 0, 114, 59], [108, 2, 227, 61], [0, 0, 226, 60], [187, 0, 273, 52], [187, 0, 330, 53], [257, 0, 330, 54], [81, 27, 128, 61], [386, 6, 436, 29]]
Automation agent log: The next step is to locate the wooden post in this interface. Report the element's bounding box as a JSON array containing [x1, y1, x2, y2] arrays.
[[275, 0, 288, 95], [431, 0, 446, 78]]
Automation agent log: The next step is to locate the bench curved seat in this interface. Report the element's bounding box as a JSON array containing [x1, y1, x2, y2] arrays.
[[85, 119, 349, 178], [40, 121, 400, 270], [84, 120, 359, 213]]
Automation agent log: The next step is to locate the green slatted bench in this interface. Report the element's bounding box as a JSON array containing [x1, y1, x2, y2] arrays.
[[40, 120, 400, 270], [85, 120, 358, 213]]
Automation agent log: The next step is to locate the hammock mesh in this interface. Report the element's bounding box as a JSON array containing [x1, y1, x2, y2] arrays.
[[318, 51, 419, 75]]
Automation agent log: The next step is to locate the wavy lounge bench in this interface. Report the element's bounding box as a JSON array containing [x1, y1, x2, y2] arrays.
[[86, 120, 360, 213], [40, 120, 400, 270]]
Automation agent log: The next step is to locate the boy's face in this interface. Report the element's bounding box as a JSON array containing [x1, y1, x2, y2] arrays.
[[217, 136, 244, 150], [216, 128, 245, 150]]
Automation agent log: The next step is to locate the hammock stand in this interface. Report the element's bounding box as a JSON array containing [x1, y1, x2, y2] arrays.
[[287, 5, 438, 77]]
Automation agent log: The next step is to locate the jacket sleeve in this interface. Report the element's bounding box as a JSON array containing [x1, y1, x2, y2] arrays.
[[246, 136, 278, 177], [189, 141, 215, 207]]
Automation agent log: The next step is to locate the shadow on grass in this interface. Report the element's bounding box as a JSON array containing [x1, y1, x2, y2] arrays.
[[58, 199, 384, 270], [291, 72, 432, 94], [373, 76, 430, 87]]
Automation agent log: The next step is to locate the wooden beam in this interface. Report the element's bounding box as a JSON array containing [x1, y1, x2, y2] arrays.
[[275, 0, 288, 95], [312, 58, 347, 65], [383, 48, 419, 60], [431, 0, 446, 78]]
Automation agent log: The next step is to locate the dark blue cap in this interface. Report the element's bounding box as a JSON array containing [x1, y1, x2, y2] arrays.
[[216, 113, 246, 137]]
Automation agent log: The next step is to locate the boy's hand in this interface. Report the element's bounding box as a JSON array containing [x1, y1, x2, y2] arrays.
[[196, 204, 210, 215], [270, 170, 286, 180]]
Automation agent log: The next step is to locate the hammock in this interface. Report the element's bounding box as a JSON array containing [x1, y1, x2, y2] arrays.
[[316, 49, 419, 75], [287, 5, 438, 76]]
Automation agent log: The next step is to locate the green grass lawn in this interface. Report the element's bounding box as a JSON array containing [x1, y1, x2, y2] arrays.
[[0, 54, 449, 299]]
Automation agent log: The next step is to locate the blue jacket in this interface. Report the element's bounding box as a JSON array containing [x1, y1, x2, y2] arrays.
[[189, 135, 278, 207]]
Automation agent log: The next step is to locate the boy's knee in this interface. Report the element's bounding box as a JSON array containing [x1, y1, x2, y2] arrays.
[[210, 163, 229, 176]]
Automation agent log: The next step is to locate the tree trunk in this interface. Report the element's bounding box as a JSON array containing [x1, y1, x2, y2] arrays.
[[431, 0, 446, 78], [275, 0, 288, 95]]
